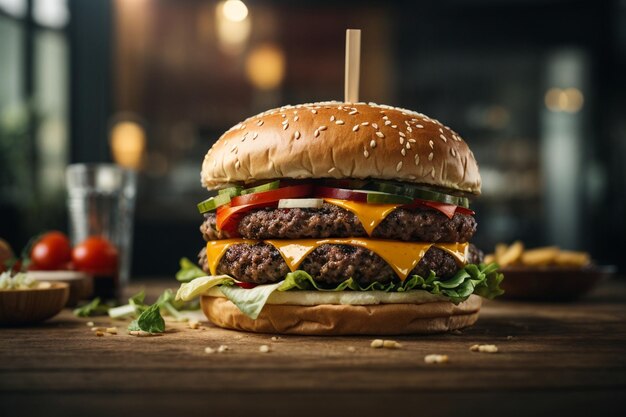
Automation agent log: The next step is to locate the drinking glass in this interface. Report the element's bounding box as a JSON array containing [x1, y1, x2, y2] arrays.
[[66, 164, 137, 300]]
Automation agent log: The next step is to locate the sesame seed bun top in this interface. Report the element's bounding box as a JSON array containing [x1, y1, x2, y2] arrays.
[[201, 101, 481, 195]]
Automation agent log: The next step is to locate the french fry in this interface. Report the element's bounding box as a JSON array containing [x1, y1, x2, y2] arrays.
[[554, 250, 591, 267], [495, 244, 508, 261], [489, 240, 592, 268], [520, 246, 559, 266], [497, 241, 524, 267]]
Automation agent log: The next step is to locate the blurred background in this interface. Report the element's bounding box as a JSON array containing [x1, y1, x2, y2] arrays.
[[1, 0, 625, 277]]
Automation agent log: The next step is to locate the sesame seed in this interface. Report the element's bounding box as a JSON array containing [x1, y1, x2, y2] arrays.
[[314, 129, 320, 137], [407, 127, 413, 133], [294, 116, 299, 121], [399, 132, 406, 138], [429, 140, 434, 148], [352, 125, 359, 132], [257, 120, 264, 126], [406, 143, 411, 149], [451, 148, 457, 157], [416, 124, 424, 128], [330, 115, 336, 122], [281, 120, 288, 125], [384, 120, 392, 126], [414, 154, 420, 165], [400, 137, 405, 145], [294, 131, 301, 139], [440, 134, 447, 142], [372, 123, 379, 129], [408, 139, 416, 143], [239, 124, 246, 130], [376, 131, 384, 138], [336, 120, 345, 125], [391, 125, 397, 128], [328, 167, 336, 174], [396, 161, 403, 172], [281, 114, 286, 118], [431, 167, 436, 178], [428, 152, 434, 161], [401, 148, 406, 156], [405, 121, 410, 126], [337, 106, 343, 110], [282, 123, 289, 130], [311, 109, 318, 114], [361, 122, 370, 126], [319, 125, 327, 131], [231, 144, 237, 152], [382, 115, 389, 120], [252, 132, 258, 140], [235, 160, 241, 169], [370, 140, 377, 148], [349, 110, 358, 115], [363, 149, 369, 158]]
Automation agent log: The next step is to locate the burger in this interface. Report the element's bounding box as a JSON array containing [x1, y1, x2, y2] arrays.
[[176, 101, 503, 335]]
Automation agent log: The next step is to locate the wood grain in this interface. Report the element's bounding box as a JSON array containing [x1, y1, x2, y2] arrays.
[[1, 280, 625, 417]]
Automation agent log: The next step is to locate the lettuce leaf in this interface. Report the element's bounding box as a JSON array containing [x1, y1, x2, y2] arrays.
[[175, 275, 235, 301], [176, 257, 206, 282], [128, 303, 165, 333], [174, 263, 504, 319], [220, 281, 285, 319]]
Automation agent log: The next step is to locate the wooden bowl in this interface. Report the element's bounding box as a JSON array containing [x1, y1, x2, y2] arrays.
[[27, 271, 93, 306], [500, 265, 615, 301], [0, 282, 69, 325]]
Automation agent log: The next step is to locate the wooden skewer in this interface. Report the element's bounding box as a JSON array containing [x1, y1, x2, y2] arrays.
[[344, 29, 361, 103]]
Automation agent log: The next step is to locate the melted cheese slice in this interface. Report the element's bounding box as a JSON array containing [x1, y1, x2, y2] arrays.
[[323, 198, 401, 235], [206, 238, 257, 275], [206, 238, 468, 281]]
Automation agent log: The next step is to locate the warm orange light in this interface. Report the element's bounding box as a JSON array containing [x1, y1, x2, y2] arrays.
[[220, 0, 248, 22], [545, 87, 584, 113], [245, 44, 286, 90], [110, 121, 146, 169], [215, 0, 251, 54]]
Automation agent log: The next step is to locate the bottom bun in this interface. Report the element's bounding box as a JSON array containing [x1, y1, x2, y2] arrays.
[[201, 294, 482, 335]]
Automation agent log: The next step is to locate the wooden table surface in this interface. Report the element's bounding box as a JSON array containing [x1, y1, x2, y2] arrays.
[[1, 279, 625, 417]]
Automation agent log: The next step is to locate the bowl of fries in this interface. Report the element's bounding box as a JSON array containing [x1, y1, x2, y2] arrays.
[[485, 241, 614, 301]]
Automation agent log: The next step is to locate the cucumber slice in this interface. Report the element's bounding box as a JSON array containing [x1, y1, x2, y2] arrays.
[[366, 181, 469, 208], [197, 193, 231, 213], [366, 192, 413, 205], [241, 180, 280, 195], [218, 186, 243, 198]]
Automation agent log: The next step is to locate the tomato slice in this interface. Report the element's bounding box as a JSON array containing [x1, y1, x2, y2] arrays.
[[235, 281, 257, 289], [313, 186, 367, 202], [231, 185, 313, 207], [216, 202, 277, 234], [455, 206, 475, 216], [418, 200, 457, 219]]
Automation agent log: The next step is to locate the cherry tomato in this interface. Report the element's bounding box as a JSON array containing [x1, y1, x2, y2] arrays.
[[230, 185, 313, 207], [0, 238, 14, 273], [72, 236, 118, 274], [313, 186, 368, 202], [30, 231, 72, 270]]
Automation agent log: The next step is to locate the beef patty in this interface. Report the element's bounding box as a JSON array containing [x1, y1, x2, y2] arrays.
[[201, 203, 476, 243], [198, 243, 483, 287]]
